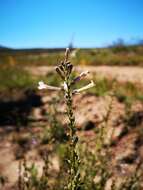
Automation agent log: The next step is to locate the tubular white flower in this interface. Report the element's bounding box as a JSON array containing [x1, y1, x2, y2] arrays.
[[72, 70, 90, 84], [38, 81, 61, 91], [73, 80, 95, 94], [38, 81, 48, 89], [79, 70, 90, 78]]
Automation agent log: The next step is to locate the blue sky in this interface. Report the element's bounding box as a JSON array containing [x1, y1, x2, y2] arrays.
[[0, 0, 143, 48]]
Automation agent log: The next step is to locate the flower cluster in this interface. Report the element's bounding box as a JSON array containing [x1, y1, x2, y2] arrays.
[[38, 49, 95, 94]]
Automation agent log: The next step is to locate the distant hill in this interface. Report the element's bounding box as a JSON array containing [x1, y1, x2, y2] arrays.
[[0, 45, 12, 51], [0, 44, 143, 55], [0, 46, 69, 55]]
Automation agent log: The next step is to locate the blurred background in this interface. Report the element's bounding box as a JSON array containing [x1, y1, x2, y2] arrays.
[[0, 0, 143, 189]]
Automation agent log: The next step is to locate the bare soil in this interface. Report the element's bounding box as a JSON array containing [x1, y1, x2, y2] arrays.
[[1, 66, 143, 189], [26, 65, 143, 83]]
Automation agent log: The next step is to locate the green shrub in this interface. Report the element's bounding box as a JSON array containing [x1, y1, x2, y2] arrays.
[[0, 66, 34, 91]]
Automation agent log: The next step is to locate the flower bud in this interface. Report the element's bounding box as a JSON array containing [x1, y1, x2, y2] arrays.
[[55, 67, 65, 79], [63, 82, 68, 92], [59, 65, 65, 72], [65, 48, 70, 62], [67, 63, 73, 75]]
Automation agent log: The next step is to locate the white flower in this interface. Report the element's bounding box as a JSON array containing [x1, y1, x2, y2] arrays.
[[38, 81, 48, 90], [73, 80, 95, 93], [79, 70, 90, 78], [65, 48, 70, 56], [72, 70, 90, 84], [63, 82, 68, 92], [38, 81, 61, 91]]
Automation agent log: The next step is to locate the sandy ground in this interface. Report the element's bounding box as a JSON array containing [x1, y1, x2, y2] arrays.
[[26, 65, 143, 84], [1, 93, 143, 189], [1, 65, 143, 189]]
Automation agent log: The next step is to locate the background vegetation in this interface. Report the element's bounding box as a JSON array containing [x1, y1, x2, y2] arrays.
[[1, 44, 143, 66]]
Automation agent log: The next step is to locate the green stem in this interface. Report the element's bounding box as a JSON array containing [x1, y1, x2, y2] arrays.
[[64, 78, 80, 190]]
